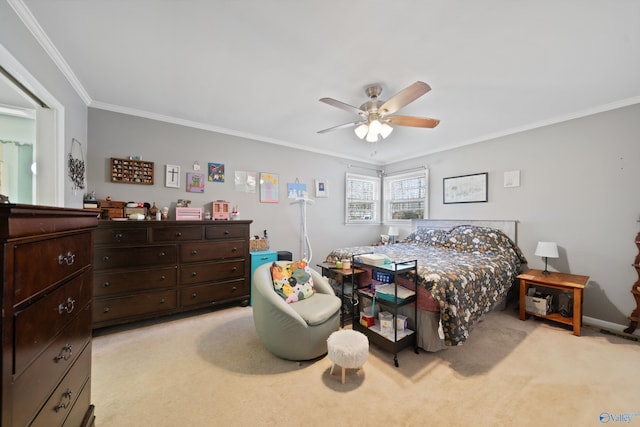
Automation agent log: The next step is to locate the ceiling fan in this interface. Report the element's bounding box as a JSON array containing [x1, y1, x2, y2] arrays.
[[318, 81, 439, 143]]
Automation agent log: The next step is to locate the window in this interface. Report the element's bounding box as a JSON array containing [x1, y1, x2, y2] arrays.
[[345, 172, 380, 224], [383, 170, 429, 223]]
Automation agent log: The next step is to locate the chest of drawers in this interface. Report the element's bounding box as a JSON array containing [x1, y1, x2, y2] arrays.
[[93, 220, 252, 329], [1, 204, 97, 427]]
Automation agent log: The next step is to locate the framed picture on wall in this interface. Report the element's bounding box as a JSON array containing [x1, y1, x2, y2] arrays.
[[315, 179, 328, 198], [259, 172, 279, 203], [186, 172, 205, 193], [443, 172, 488, 204], [165, 164, 180, 188]]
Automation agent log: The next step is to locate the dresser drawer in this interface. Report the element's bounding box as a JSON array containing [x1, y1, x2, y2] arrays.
[[30, 343, 92, 427], [180, 260, 245, 285], [93, 290, 177, 325], [95, 226, 148, 244], [180, 240, 246, 262], [14, 271, 92, 376], [180, 279, 246, 307], [14, 232, 92, 304], [94, 245, 177, 270], [12, 306, 91, 426], [152, 225, 202, 241], [205, 224, 248, 240], [94, 266, 177, 297]]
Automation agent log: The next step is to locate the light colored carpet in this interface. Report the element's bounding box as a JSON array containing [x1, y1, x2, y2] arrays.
[[92, 305, 640, 426]]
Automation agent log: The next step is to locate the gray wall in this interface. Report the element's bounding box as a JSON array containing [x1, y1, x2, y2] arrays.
[[389, 104, 640, 329], [87, 104, 640, 331], [87, 108, 380, 266]]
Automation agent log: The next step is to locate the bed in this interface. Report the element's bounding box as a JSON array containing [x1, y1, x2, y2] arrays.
[[323, 219, 528, 352]]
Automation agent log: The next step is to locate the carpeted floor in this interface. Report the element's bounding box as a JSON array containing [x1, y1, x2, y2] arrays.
[[92, 305, 640, 426]]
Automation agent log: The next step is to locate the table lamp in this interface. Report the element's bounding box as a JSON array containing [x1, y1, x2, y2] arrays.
[[535, 241, 559, 275]]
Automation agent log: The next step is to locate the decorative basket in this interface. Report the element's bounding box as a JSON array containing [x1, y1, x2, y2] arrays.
[[250, 239, 269, 251]]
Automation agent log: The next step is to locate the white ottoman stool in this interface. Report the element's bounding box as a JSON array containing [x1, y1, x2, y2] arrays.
[[327, 329, 369, 384]]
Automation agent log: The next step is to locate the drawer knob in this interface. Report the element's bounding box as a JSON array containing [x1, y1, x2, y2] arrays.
[[115, 233, 124, 240], [160, 298, 166, 304], [159, 252, 166, 257], [191, 250, 198, 255], [54, 388, 73, 412], [191, 292, 197, 298], [232, 286, 237, 292], [103, 281, 111, 288], [231, 247, 238, 252], [191, 272, 197, 277], [57, 297, 75, 315], [55, 343, 73, 362], [224, 230, 230, 235], [231, 267, 237, 272], [58, 251, 76, 266], [176, 232, 182, 237], [160, 275, 166, 280], [103, 255, 110, 261], [103, 307, 110, 313]]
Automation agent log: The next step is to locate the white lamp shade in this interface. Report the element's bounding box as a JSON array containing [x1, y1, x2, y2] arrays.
[[380, 123, 393, 139], [388, 226, 399, 236], [354, 123, 368, 139], [535, 241, 559, 258]]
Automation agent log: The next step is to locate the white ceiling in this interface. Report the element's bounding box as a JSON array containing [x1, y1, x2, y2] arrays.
[[13, 0, 640, 164]]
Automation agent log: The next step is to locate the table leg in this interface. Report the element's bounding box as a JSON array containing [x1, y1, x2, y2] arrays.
[[519, 279, 526, 320], [572, 288, 582, 336]]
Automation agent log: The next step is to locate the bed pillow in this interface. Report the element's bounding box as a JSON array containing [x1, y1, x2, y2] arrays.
[[402, 227, 448, 246], [442, 225, 512, 252], [270, 259, 316, 303]]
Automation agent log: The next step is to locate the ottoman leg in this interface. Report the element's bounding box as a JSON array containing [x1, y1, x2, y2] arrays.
[[330, 363, 335, 376], [341, 367, 346, 384]]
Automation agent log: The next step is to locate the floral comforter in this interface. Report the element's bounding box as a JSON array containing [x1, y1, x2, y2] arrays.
[[325, 225, 527, 346]]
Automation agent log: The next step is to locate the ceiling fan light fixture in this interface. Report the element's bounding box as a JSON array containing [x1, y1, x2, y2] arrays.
[[365, 128, 379, 143], [369, 119, 382, 135], [380, 122, 393, 139], [354, 123, 369, 139]]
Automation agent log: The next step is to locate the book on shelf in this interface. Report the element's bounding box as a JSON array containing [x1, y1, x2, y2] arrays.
[[83, 202, 99, 208]]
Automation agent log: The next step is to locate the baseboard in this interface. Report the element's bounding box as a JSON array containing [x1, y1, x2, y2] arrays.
[[583, 316, 640, 339]]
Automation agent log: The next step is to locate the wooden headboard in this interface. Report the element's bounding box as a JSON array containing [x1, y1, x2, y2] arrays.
[[411, 219, 519, 243]]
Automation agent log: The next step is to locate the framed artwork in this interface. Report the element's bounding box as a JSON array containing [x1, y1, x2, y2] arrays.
[[165, 164, 180, 188], [235, 170, 257, 193], [259, 172, 279, 203], [186, 172, 205, 193], [287, 182, 307, 199], [208, 162, 225, 182], [443, 172, 488, 204], [315, 179, 328, 198]]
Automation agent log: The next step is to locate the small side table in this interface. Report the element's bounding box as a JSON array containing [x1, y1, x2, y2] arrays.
[[518, 269, 589, 336], [317, 262, 364, 327]]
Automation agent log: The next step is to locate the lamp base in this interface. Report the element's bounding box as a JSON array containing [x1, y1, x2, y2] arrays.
[[542, 257, 551, 275]]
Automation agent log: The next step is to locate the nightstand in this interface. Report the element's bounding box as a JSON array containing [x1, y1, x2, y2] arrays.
[[317, 263, 364, 327], [517, 269, 589, 336]]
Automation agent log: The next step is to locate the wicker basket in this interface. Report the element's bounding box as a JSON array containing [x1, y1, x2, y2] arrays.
[[250, 239, 269, 251]]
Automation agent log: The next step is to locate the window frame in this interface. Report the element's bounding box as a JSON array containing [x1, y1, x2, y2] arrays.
[[344, 172, 381, 224], [383, 169, 429, 225]]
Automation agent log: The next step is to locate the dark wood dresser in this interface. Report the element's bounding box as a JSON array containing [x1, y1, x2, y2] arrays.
[[92, 219, 252, 329], [0, 204, 98, 427]]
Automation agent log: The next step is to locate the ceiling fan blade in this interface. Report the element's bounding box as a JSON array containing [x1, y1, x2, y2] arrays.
[[387, 115, 440, 128], [319, 97, 368, 118], [317, 121, 360, 134], [378, 81, 431, 116]]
